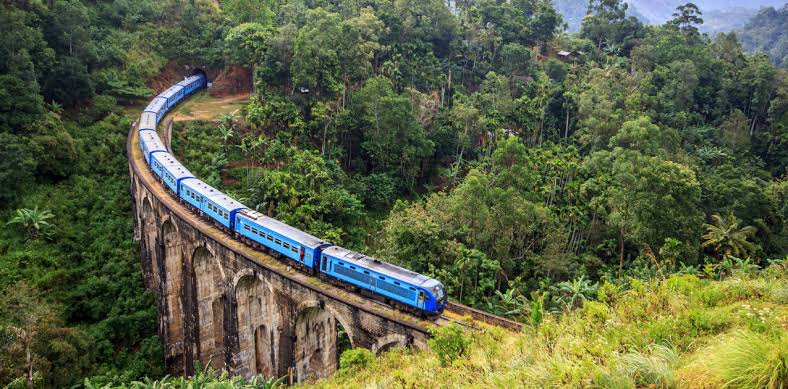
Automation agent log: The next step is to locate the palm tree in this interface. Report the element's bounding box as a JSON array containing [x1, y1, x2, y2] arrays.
[[217, 111, 238, 155], [702, 212, 757, 258], [6, 207, 55, 240], [554, 275, 597, 310]]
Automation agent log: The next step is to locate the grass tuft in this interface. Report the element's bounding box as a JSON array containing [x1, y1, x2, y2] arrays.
[[690, 330, 787, 388]]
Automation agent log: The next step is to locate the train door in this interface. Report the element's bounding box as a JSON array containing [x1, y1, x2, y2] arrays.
[[417, 290, 426, 309]]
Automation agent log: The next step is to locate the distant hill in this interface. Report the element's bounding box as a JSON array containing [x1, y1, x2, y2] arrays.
[[555, 0, 785, 32], [737, 5, 788, 67]]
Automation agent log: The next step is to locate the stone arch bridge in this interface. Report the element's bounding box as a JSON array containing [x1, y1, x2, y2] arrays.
[[127, 123, 520, 382]]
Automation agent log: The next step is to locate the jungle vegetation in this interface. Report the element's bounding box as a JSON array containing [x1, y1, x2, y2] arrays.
[[0, 0, 786, 387]]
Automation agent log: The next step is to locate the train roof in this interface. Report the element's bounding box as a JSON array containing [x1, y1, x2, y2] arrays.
[[159, 85, 184, 100], [322, 246, 438, 287], [181, 178, 245, 211], [177, 75, 204, 87], [139, 112, 156, 131], [238, 209, 328, 249], [152, 152, 193, 178], [140, 131, 166, 152], [144, 97, 167, 114]]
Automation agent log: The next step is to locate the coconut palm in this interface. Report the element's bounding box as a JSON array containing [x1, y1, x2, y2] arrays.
[[6, 207, 56, 240], [702, 212, 758, 258]]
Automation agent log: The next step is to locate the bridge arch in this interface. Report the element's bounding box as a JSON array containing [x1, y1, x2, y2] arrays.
[[292, 301, 352, 382], [234, 272, 280, 378], [371, 334, 409, 355], [192, 245, 227, 370]]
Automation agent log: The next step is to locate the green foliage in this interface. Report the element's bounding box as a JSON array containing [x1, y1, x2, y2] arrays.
[[339, 348, 376, 372], [702, 213, 759, 258], [697, 330, 788, 389], [428, 324, 471, 367], [6, 207, 56, 241]]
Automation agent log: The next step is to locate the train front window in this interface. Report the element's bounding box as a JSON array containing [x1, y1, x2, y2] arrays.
[[432, 285, 445, 303]]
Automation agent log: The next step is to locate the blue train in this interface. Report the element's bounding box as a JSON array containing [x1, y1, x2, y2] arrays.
[[138, 73, 446, 316]]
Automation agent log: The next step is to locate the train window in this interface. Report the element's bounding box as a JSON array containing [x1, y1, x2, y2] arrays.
[[349, 265, 356, 270], [244, 225, 250, 231], [378, 276, 385, 280], [251, 227, 257, 234], [291, 246, 298, 253], [267, 235, 273, 241], [394, 281, 400, 286], [409, 287, 416, 291], [363, 271, 370, 275], [224, 214, 228, 220], [275, 239, 281, 245], [338, 261, 344, 266], [283, 242, 290, 249]]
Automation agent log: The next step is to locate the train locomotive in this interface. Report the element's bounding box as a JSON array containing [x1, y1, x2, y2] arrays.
[[138, 73, 447, 316]]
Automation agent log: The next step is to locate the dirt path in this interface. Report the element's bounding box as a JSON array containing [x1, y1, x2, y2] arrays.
[[170, 92, 252, 122]]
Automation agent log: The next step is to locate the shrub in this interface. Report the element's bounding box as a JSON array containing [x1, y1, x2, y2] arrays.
[[339, 348, 375, 371], [583, 300, 609, 324], [597, 281, 621, 304], [700, 330, 788, 388], [429, 323, 471, 367], [618, 344, 679, 388]]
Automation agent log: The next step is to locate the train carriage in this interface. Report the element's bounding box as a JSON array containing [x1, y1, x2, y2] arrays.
[[178, 75, 206, 95], [204, 191, 246, 230], [235, 210, 331, 270], [179, 178, 245, 229], [159, 85, 185, 109], [320, 246, 447, 314], [150, 152, 194, 194], [139, 112, 157, 132], [144, 97, 168, 124], [139, 130, 166, 164]]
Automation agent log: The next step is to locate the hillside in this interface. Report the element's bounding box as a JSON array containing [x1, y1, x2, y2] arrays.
[[737, 5, 788, 67]]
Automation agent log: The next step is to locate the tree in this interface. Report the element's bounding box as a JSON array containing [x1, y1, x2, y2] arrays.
[[355, 76, 434, 189], [580, 0, 643, 54], [224, 23, 274, 66], [291, 9, 342, 98], [0, 282, 57, 389], [0, 133, 37, 203], [6, 207, 56, 241], [668, 3, 704, 39], [553, 275, 597, 310], [0, 75, 45, 134], [583, 148, 702, 270], [702, 212, 758, 258]]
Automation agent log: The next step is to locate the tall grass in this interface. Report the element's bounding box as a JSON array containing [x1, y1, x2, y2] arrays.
[[696, 330, 787, 388], [594, 344, 680, 388]]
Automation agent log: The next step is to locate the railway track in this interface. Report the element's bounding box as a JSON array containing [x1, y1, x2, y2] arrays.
[[444, 301, 524, 332]]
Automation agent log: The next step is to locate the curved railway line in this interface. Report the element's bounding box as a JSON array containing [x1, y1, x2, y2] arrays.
[[128, 79, 522, 343]]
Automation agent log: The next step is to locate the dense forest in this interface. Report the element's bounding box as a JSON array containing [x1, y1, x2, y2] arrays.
[[738, 5, 788, 68], [0, 0, 785, 387]]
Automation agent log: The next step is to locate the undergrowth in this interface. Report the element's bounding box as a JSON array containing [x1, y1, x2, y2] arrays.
[[305, 263, 787, 388]]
